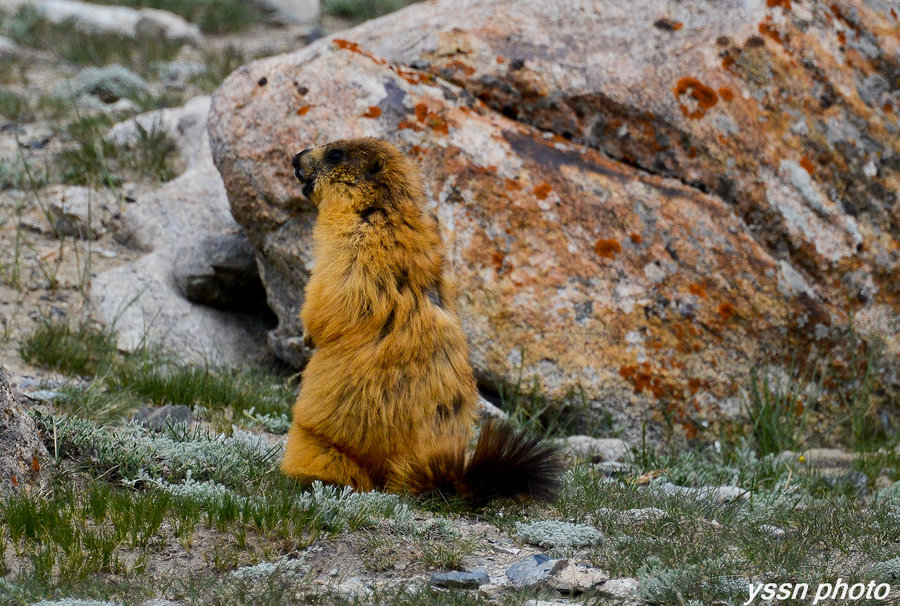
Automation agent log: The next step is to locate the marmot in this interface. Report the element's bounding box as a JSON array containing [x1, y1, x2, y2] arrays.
[[282, 137, 561, 504]]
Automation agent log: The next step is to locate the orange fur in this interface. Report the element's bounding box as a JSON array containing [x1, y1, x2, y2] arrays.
[[283, 138, 478, 491]]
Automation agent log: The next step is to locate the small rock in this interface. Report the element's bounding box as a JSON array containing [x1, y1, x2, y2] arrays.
[[250, 0, 320, 25], [516, 520, 603, 549], [476, 394, 507, 419], [140, 600, 182, 606], [28, 389, 67, 402], [431, 570, 490, 589], [43, 185, 116, 239], [708, 485, 746, 503], [523, 601, 568, 606], [565, 435, 628, 462], [0, 34, 21, 57], [659, 482, 746, 503], [135, 8, 202, 45], [798, 448, 858, 469], [869, 557, 900, 582], [546, 560, 608, 593], [760, 524, 785, 539], [506, 554, 554, 586], [54, 65, 148, 104], [598, 577, 640, 599], [133, 404, 194, 430], [34, 0, 200, 44], [333, 577, 372, 600]]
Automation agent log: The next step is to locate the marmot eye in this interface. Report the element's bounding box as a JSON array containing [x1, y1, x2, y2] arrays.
[[326, 149, 344, 162]]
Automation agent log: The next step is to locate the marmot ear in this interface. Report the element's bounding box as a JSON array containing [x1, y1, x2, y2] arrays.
[[365, 157, 384, 180]]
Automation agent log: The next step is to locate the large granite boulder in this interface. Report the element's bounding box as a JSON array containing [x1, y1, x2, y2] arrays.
[[209, 0, 899, 438], [0, 369, 47, 496]]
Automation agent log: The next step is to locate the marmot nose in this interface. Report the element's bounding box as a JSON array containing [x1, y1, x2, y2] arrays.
[[292, 149, 311, 170]]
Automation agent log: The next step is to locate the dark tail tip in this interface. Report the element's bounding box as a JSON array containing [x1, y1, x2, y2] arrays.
[[461, 419, 563, 506]]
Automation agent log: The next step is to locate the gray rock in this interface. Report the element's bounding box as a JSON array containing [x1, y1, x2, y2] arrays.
[[598, 577, 641, 599], [869, 557, 900, 582], [431, 570, 490, 589], [27, 389, 67, 402], [659, 482, 746, 503], [251, 0, 319, 24], [476, 394, 507, 419], [759, 524, 786, 540], [173, 231, 266, 312], [515, 521, 603, 549], [506, 554, 553, 586], [54, 65, 147, 104], [135, 8, 202, 45], [0, 34, 21, 57], [43, 185, 117, 240], [90, 98, 269, 367], [565, 436, 628, 462], [507, 556, 606, 593], [133, 404, 194, 430], [34, 0, 201, 44], [799, 448, 858, 469], [546, 560, 608, 593], [0, 368, 48, 496], [140, 600, 182, 606]]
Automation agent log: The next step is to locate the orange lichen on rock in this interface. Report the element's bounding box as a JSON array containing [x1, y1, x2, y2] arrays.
[[426, 114, 449, 134], [534, 183, 552, 199], [491, 251, 505, 271], [837, 31, 847, 44], [673, 77, 719, 119], [759, 20, 783, 44], [629, 232, 642, 244], [594, 239, 622, 259], [297, 105, 310, 115], [397, 120, 422, 131], [414, 103, 429, 121], [799, 156, 815, 174], [505, 178, 522, 191], [767, 0, 790, 8], [620, 363, 666, 397], [718, 87, 735, 101], [332, 38, 387, 65], [718, 301, 736, 321], [688, 282, 707, 298], [362, 106, 382, 118], [443, 59, 476, 76]]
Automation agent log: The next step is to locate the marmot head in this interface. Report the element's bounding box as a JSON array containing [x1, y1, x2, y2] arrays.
[[291, 138, 421, 211]]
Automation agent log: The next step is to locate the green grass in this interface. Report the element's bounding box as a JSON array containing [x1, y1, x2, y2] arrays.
[[19, 319, 118, 378], [55, 114, 178, 186], [743, 363, 819, 457], [86, 0, 265, 34], [20, 317, 296, 431], [322, 0, 418, 23], [5, 7, 185, 75]]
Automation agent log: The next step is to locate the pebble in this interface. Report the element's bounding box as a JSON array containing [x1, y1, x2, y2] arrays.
[[431, 569, 490, 589]]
